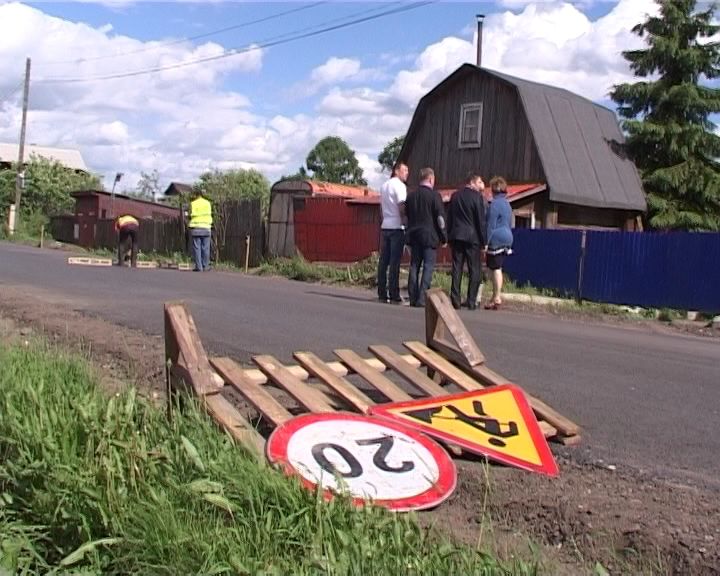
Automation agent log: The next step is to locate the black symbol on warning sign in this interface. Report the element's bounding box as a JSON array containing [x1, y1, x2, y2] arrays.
[[404, 400, 519, 448]]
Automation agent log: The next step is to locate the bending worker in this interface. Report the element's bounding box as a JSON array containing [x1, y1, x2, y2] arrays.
[[115, 214, 139, 267], [188, 188, 213, 272]]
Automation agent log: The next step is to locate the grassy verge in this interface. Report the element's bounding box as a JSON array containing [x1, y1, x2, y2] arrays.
[[0, 341, 536, 575]]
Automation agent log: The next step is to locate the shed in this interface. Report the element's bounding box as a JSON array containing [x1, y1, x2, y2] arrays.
[[267, 179, 378, 258], [399, 64, 647, 231]]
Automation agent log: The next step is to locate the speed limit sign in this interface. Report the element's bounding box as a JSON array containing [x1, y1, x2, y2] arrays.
[[266, 412, 457, 511]]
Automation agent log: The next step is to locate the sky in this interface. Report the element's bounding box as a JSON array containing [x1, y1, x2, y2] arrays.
[[0, 0, 663, 193]]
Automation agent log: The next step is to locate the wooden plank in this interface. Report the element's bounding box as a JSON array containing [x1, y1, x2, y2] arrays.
[[334, 349, 413, 403], [164, 302, 223, 396], [368, 345, 448, 398], [203, 394, 266, 461], [253, 354, 335, 414], [240, 355, 422, 386], [426, 289, 485, 366], [403, 341, 483, 391], [211, 357, 293, 427], [294, 351, 374, 414]]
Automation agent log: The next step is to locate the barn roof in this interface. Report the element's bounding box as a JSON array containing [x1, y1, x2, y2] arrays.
[[0, 142, 88, 172], [401, 64, 646, 212]]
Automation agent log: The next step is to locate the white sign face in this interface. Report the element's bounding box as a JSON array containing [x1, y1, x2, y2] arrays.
[[285, 419, 440, 501]]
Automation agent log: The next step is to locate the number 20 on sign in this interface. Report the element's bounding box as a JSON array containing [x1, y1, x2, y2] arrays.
[[266, 412, 457, 512]]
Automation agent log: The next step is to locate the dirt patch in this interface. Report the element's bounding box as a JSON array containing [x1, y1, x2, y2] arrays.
[[1, 289, 719, 575]]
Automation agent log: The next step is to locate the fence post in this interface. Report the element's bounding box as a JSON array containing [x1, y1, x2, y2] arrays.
[[576, 230, 587, 303], [245, 234, 251, 272]]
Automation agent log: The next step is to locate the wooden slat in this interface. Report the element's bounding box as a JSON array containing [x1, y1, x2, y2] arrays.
[[253, 355, 335, 414], [403, 341, 483, 391], [240, 354, 421, 386], [368, 345, 448, 397], [294, 352, 374, 414], [426, 289, 485, 366], [203, 394, 265, 460], [334, 349, 413, 403], [164, 302, 223, 396], [210, 357, 293, 427]]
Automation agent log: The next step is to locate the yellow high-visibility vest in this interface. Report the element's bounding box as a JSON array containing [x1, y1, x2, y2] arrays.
[[189, 197, 212, 229], [116, 215, 139, 229]]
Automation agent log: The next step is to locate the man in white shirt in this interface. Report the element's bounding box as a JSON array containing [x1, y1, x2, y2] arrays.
[[376, 162, 409, 303]]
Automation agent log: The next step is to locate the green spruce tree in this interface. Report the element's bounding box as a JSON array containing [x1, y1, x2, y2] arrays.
[[611, 0, 720, 231]]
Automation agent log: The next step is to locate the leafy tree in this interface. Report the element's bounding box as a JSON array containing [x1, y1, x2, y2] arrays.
[[192, 168, 271, 259], [134, 169, 162, 200], [0, 155, 101, 220], [611, 0, 720, 231], [378, 136, 405, 173], [278, 166, 308, 181], [304, 136, 367, 185]]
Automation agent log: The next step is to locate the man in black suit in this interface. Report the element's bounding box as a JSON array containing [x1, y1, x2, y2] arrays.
[[447, 171, 487, 310], [405, 167, 448, 308]]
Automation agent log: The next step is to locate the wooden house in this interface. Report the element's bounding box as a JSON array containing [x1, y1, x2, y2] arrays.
[[399, 64, 647, 231]]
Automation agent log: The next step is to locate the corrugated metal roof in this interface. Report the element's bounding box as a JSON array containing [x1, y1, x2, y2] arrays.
[[0, 142, 88, 172], [401, 64, 646, 212], [271, 179, 378, 198]]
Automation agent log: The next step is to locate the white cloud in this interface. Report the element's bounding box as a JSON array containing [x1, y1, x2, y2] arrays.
[[0, 0, 666, 196]]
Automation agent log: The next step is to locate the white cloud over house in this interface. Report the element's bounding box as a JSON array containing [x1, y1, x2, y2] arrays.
[[0, 0, 659, 192]]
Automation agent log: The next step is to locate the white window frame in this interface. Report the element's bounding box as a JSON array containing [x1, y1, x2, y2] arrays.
[[458, 102, 483, 149]]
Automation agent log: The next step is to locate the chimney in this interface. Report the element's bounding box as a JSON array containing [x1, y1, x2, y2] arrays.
[[476, 14, 485, 67]]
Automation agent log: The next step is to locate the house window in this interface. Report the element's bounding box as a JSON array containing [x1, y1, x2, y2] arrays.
[[458, 102, 483, 148], [101, 209, 107, 219]]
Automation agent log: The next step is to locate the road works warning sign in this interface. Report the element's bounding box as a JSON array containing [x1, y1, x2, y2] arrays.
[[370, 385, 558, 476], [266, 412, 457, 511]]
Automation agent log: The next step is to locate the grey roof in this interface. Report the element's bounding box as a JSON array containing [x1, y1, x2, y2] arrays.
[[0, 142, 88, 172], [405, 64, 647, 212]]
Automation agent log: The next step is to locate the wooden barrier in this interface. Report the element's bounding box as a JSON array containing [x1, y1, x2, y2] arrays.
[[163, 291, 581, 459]]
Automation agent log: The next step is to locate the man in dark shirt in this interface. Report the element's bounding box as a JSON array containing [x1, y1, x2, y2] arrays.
[[405, 167, 448, 307], [447, 171, 487, 310]]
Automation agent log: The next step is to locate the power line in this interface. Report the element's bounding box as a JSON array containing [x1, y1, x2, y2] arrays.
[[42, 1, 328, 65], [37, 2, 434, 84]]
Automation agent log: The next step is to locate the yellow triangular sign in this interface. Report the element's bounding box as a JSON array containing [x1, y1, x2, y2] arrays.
[[370, 385, 558, 476]]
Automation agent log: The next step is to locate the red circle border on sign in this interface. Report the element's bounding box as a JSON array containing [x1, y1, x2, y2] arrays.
[[266, 412, 457, 512]]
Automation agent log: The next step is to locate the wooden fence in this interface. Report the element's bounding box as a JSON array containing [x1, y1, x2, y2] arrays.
[[54, 199, 264, 268]]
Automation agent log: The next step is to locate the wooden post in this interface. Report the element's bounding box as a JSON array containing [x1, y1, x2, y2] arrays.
[[39, 224, 44, 248], [244, 234, 251, 273]]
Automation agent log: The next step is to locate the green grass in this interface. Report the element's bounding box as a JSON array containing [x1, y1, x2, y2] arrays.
[[0, 341, 537, 575], [255, 256, 379, 286]]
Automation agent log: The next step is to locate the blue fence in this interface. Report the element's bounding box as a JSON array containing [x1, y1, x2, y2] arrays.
[[503, 229, 720, 311]]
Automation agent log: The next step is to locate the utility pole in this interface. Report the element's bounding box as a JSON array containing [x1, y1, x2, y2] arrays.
[[10, 57, 31, 235]]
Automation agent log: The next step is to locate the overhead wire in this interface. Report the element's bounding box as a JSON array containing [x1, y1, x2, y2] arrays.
[[42, 1, 329, 65], [36, 1, 434, 84]]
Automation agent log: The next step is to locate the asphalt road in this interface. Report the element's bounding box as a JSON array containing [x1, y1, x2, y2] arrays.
[[2, 242, 719, 487]]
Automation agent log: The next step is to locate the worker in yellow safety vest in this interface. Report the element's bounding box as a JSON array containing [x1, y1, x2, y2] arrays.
[[188, 189, 213, 271], [115, 214, 139, 267]]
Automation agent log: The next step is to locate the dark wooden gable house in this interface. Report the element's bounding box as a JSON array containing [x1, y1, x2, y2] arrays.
[[399, 63, 647, 231]]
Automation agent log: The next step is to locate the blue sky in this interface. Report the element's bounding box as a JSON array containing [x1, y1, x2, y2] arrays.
[[0, 1, 659, 191]]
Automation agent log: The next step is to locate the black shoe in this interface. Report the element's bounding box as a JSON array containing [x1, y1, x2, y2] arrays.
[[389, 297, 405, 305], [378, 296, 390, 303], [452, 302, 461, 310], [467, 304, 477, 310]]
